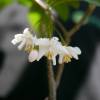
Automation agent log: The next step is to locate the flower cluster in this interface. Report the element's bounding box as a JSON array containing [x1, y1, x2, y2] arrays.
[[11, 28, 81, 65]]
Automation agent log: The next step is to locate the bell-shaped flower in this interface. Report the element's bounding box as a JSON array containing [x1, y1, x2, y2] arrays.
[[36, 37, 61, 65], [58, 46, 81, 64], [11, 28, 81, 65], [66, 46, 81, 60], [11, 28, 37, 52]]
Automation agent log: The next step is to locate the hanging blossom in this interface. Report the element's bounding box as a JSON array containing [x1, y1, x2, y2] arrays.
[[11, 28, 39, 62], [11, 28, 81, 65], [36, 37, 63, 65]]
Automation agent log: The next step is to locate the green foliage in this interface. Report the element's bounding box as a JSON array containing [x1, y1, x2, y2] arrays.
[[27, 11, 41, 31], [27, 1, 54, 38], [20, 0, 80, 38], [18, 0, 32, 8], [54, 4, 69, 21], [72, 11, 89, 24], [46, 0, 80, 9], [0, 0, 13, 10], [27, 0, 80, 38], [46, 0, 80, 21], [72, 11, 84, 23], [85, 0, 100, 6], [39, 15, 54, 38]]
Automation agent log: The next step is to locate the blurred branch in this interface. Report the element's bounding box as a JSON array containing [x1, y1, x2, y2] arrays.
[[55, 63, 64, 89], [34, 0, 96, 99], [34, 0, 68, 40], [55, 4, 96, 89], [68, 4, 96, 38], [34, 1, 96, 44]]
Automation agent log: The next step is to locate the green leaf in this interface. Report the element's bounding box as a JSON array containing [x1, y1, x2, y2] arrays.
[[67, 0, 80, 9], [39, 15, 54, 38], [18, 0, 32, 8], [46, 0, 80, 9], [27, 12, 41, 32], [54, 4, 69, 21], [85, 0, 100, 6], [72, 11, 84, 23], [72, 11, 89, 24], [27, 11, 53, 38], [0, 0, 13, 10], [27, 0, 54, 38], [46, 0, 80, 21]]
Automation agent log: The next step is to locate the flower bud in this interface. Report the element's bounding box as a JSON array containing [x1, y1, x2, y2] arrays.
[[28, 50, 38, 62]]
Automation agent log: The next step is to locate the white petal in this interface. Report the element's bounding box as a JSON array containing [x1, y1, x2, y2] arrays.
[[37, 46, 48, 61], [23, 28, 33, 40], [32, 36, 38, 44], [52, 56, 56, 66], [18, 40, 26, 50], [11, 34, 23, 45], [58, 55, 63, 64], [28, 50, 38, 62], [71, 52, 79, 60], [51, 37, 59, 41], [74, 47, 81, 55], [57, 45, 69, 55], [67, 47, 78, 60], [11, 39, 18, 45], [15, 34, 23, 39], [36, 38, 49, 46], [23, 28, 29, 34]]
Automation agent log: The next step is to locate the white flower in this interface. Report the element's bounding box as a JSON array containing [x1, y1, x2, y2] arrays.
[[58, 46, 81, 64], [66, 46, 81, 59], [28, 50, 39, 62], [11, 28, 37, 52], [11, 29, 81, 65], [36, 37, 61, 65]]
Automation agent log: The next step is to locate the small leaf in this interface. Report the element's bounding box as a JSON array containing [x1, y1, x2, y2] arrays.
[[27, 12, 41, 32], [72, 11, 84, 23], [72, 11, 89, 24]]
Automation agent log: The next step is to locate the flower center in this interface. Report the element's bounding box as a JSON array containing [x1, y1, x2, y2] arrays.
[[63, 55, 72, 63], [47, 51, 53, 60], [24, 44, 33, 53]]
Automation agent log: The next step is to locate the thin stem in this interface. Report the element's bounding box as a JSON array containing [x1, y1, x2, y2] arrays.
[[34, 0, 96, 98], [55, 4, 96, 88], [55, 63, 64, 89], [34, 0, 69, 39], [47, 60, 56, 100], [34, 0, 48, 10]]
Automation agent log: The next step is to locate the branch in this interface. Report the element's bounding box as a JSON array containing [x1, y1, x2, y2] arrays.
[[47, 60, 56, 100], [55, 63, 64, 89], [55, 4, 96, 89], [34, 0, 68, 40], [34, 0, 96, 97], [68, 4, 96, 38]]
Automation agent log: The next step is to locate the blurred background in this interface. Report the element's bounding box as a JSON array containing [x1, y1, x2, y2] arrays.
[[0, 0, 100, 100]]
